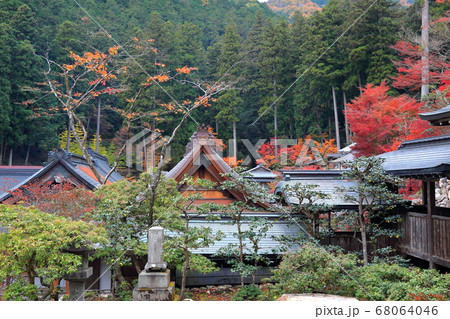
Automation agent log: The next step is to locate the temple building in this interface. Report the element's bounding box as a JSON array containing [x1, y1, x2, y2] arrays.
[[164, 125, 303, 285], [379, 104, 450, 269], [0, 148, 124, 203]]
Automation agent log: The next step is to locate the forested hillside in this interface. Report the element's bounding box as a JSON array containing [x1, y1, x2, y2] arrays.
[[265, 0, 416, 18], [0, 0, 448, 169], [266, 0, 325, 18], [0, 0, 275, 166]]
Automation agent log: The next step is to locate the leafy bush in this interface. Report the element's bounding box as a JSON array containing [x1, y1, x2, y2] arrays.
[[269, 244, 450, 301], [270, 244, 358, 296], [353, 264, 450, 301], [257, 283, 279, 301], [2, 281, 38, 301], [232, 285, 262, 301]]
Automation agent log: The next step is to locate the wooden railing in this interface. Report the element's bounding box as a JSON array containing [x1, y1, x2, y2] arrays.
[[432, 215, 450, 263], [402, 210, 450, 268]]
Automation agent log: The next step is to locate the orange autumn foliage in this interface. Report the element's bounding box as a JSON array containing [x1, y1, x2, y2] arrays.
[[176, 66, 198, 74], [257, 136, 337, 169]]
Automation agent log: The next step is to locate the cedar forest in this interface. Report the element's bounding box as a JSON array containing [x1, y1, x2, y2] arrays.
[[0, 0, 449, 172]]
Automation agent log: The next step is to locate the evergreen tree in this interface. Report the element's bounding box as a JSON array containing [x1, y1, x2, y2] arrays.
[[214, 21, 243, 156], [0, 23, 13, 163], [257, 19, 293, 146]]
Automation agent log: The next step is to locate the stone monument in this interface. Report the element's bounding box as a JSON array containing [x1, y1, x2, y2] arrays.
[[133, 226, 174, 301]]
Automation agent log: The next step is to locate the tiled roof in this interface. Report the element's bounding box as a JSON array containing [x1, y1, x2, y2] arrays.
[[419, 105, 450, 126], [0, 166, 43, 198], [243, 164, 277, 182], [378, 134, 450, 178], [0, 148, 124, 202], [274, 170, 358, 207]]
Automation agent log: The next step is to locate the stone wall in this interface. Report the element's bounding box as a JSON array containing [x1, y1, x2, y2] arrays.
[[437, 178, 450, 208]]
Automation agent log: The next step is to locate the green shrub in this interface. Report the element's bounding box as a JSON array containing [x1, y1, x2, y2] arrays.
[[232, 285, 262, 301], [2, 281, 38, 301], [353, 264, 450, 301], [269, 244, 450, 301], [271, 244, 358, 296]]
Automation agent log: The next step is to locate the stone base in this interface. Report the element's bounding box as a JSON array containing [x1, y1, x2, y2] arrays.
[[137, 269, 170, 289], [133, 282, 174, 301], [67, 280, 86, 301]]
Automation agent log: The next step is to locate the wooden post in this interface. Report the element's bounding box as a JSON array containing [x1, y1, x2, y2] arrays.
[[422, 181, 428, 206], [427, 181, 435, 269]]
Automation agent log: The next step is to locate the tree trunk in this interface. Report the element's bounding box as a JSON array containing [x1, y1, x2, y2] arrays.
[[150, 130, 155, 170], [0, 134, 3, 164], [274, 103, 278, 162], [179, 251, 189, 300], [332, 85, 341, 150], [232, 120, 237, 165], [66, 117, 71, 152], [112, 263, 129, 295], [421, 0, 430, 100], [252, 259, 257, 285], [2, 141, 6, 165], [143, 138, 148, 172], [359, 203, 369, 266], [69, 111, 105, 184], [357, 73, 363, 95], [130, 253, 142, 275], [96, 97, 101, 152], [328, 116, 332, 138], [8, 147, 13, 166], [273, 79, 278, 162], [343, 91, 350, 145], [237, 218, 244, 287], [25, 145, 31, 166]]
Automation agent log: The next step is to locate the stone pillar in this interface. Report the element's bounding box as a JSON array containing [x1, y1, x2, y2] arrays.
[[144, 226, 167, 271], [63, 249, 93, 301], [133, 226, 174, 301]]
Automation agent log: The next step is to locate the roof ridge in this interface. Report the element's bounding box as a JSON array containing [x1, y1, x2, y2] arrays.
[[399, 134, 450, 148]]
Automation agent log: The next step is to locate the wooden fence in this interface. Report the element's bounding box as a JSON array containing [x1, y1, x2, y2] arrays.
[[319, 232, 400, 255], [402, 211, 450, 268], [322, 211, 450, 268]]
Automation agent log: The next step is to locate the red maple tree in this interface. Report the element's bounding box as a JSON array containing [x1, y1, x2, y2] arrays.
[[392, 41, 450, 95], [345, 82, 443, 157], [5, 179, 99, 221]]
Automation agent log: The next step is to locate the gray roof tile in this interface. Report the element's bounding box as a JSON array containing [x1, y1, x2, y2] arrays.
[[378, 134, 450, 177]]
